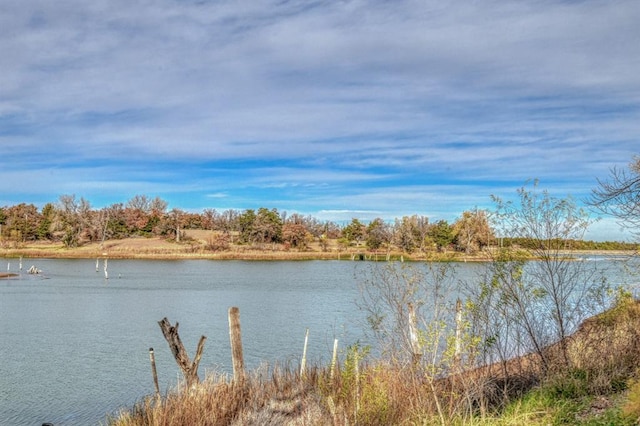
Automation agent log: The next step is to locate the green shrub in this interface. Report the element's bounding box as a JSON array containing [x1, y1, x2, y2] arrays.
[[622, 377, 640, 422]]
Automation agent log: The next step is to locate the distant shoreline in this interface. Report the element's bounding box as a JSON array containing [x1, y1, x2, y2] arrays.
[[0, 237, 636, 263]]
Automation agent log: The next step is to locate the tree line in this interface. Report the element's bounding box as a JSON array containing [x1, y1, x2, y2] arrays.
[[0, 192, 634, 254], [0, 194, 495, 253]]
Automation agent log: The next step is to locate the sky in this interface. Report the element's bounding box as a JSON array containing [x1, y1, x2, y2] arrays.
[[1, 0, 639, 241]]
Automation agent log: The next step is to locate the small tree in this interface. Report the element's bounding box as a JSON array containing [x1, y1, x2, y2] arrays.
[[453, 209, 492, 254], [343, 218, 366, 247], [254, 207, 282, 244], [357, 262, 460, 367], [470, 182, 608, 372], [282, 223, 310, 250], [238, 209, 257, 244], [56, 195, 91, 247], [428, 220, 456, 252], [366, 218, 390, 251], [357, 261, 471, 423]]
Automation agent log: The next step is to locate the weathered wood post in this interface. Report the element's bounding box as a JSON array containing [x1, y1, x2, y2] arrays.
[[408, 302, 422, 367], [228, 307, 245, 382], [354, 348, 361, 415], [149, 347, 160, 395], [158, 317, 207, 387], [454, 298, 463, 364], [330, 338, 339, 381], [300, 328, 309, 377]]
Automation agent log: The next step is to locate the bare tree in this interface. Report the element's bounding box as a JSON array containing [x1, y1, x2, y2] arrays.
[[56, 195, 91, 247], [589, 156, 640, 236]]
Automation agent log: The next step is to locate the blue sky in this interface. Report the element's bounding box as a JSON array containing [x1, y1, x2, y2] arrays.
[[1, 0, 639, 241]]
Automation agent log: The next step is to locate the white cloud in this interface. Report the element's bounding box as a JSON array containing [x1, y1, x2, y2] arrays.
[[0, 0, 639, 242]]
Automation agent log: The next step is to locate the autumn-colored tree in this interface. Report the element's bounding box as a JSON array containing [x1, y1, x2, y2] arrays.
[[201, 209, 218, 230], [453, 209, 492, 254], [366, 218, 390, 250], [393, 215, 430, 253], [282, 223, 311, 249], [123, 195, 168, 235], [55, 195, 92, 247], [178, 212, 202, 230], [207, 232, 231, 251], [220, 209, 240, 234]]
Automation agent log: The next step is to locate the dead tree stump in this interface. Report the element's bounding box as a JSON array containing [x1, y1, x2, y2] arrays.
[[158, 317, 207, 387]]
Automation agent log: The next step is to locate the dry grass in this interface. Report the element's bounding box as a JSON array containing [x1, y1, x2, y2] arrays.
[[109, 367, 334, 426], [103, 299, 640, 425]]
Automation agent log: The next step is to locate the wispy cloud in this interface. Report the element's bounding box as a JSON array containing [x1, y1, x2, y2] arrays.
[[1, 0, 639, 239]]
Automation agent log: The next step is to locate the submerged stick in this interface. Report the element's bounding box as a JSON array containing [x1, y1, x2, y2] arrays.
[[149, 347, 160, 395]]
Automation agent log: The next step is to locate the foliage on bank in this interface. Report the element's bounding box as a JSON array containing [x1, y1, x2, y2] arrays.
[[1, 193, 635, 258], [108, 296, 640, 426]]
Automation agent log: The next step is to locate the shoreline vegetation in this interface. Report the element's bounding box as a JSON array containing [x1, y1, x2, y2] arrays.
[[109, 298, 640, 426], [0, 230, 636, 263]]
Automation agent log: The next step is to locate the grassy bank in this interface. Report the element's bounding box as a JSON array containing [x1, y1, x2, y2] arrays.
[[108, 299, 640, 425], [1, 235, 634, 262], [0, 236, 466, 261]]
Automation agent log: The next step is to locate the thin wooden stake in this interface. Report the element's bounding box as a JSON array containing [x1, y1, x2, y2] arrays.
[[408, 302, 422, 367], [149, 347, 160, 395], [354, 349, 360, 416], [300, 328, 309, 377], [228, 307, 245, 382], [104, 258, 109, 279], [454, 298, 463, 362], [330, 338, 339, 381]]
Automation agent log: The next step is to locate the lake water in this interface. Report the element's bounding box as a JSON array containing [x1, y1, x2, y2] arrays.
[[0, 257, 636, 425]]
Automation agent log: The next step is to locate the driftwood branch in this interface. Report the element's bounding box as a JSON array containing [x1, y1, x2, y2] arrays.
[[158, 317, 207, 387]]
